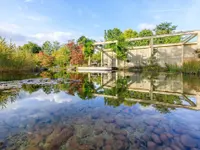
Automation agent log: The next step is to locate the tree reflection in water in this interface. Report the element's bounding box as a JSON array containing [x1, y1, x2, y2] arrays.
[[0, 71, 199, 113]]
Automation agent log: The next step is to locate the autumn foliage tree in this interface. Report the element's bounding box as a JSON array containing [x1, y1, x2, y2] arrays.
[[35, 51, 54, 68], [67, 41, 84, 65]]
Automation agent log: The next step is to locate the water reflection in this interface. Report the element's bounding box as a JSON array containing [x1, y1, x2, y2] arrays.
[[0, 72, 200, 149]]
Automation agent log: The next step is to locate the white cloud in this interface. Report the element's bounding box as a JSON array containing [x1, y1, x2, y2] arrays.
[[21, 14, 50, 22], [31, 31, 80, 44], [28, 90, 73, 103], [0, 23, 21, 33], [0, 29, 27, 45], [89, 36, 104, 42], [14, 90, 74, 104], [0, 22, 81, 45], [138, 23, 156, 30]]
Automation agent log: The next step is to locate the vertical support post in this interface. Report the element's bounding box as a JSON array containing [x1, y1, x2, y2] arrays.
[[150, 37, 154, 56], [149, 37, 154, 66], [101, 50, 103, 67], [196, 93, 200, 109], [101, 73, 103, 86], [181, 73, 183, 94], [150, 80, 153, 100], [182, 44, 184, 66], [116, 58, 118, 68], [88, 56, 91, 66], [116, 72, 118, 97], [88, 73, 91, 82], [197, 31, 200, 51], [112, 51, 113, 67]]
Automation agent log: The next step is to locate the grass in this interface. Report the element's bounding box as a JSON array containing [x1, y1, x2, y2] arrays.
[[128, 60, 200, 75], [182, 60, 200, 74], [165, 64, 181, 73], [165, 60, 200, 74]]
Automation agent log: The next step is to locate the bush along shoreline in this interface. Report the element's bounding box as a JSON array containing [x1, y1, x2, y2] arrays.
[[127, 60, 200, 75]]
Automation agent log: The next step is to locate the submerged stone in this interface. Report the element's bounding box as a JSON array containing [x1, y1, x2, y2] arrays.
[[151, 133, 162, 144], [147, 141, 157, 149], [180, 134, 198, 148]]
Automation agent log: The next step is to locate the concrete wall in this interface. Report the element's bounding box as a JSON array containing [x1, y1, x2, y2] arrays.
[[103, 43, 198, 67], [101, 73, 183, 94]]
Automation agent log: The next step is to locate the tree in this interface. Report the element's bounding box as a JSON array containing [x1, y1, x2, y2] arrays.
[[91, 52, 101, 65], [35, 51, 54, 68], [154, 22, 177, 35], [52, 41, 60, 51], [0, 38, 36, 71], [124, 29, 138, 39], [77, 79, 95, 100], [21, 42, 41, 53], [153, 22, 180, 44], [112, 35, 129, 60], [42, 41, 53, 55], [77, 36, 94, 58], [105, 28, 123, 41], [77, 36, 87, 44], [67, 41, 84, 65], [52, 45, 70, 67], [138, 29, 153, 46], [139, 29, 153, 37]]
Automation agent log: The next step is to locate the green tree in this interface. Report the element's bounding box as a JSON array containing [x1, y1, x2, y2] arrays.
[[22, 84, 41, 94], [154, 22, 177, 35], [42, 41, 53, 55], [77, 36, 94, 59], [112, 35, 129, 60], [77, 80, 95, 100], [139, 29, 153, 37], [52, 45, 70, 67], [105, 28, 123, 41], [0, 38, 36, 71], [21, 42, 41, 53], [91, 52, 101, 65], [138, 29, 153, 46], [104, 29, 129, 60], [77, 36, 87, 44], [52, 41, 60, 51], [154, 22, 180, 44], [124, 29, 138, 39]]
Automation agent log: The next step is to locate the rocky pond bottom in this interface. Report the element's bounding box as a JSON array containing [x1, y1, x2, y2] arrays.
[[0, 89, 200, 150]]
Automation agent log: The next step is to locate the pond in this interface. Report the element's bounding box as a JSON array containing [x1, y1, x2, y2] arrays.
[[0, 71, 200, 150]]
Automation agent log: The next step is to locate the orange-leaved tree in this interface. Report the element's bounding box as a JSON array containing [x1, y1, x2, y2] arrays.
[[67, 41, 84, 65], [35, 51, 54, 68]]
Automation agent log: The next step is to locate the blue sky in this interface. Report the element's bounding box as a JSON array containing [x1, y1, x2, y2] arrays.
[[0, 0, 199, 45]]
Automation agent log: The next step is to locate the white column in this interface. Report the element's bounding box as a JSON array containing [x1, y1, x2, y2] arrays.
[[182, 44, 184, 66], [197, 31, 200, 50], [101, 51, 103, 67], [196, 93, 200, 109]]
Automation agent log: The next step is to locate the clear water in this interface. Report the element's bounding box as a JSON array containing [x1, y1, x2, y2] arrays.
[[0, 71, 200, 150]]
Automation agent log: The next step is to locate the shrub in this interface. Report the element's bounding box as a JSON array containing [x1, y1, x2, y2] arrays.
[[182, 60, 200, 74], [165, 64, 181, 73], [0, 37, 36, 71]]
